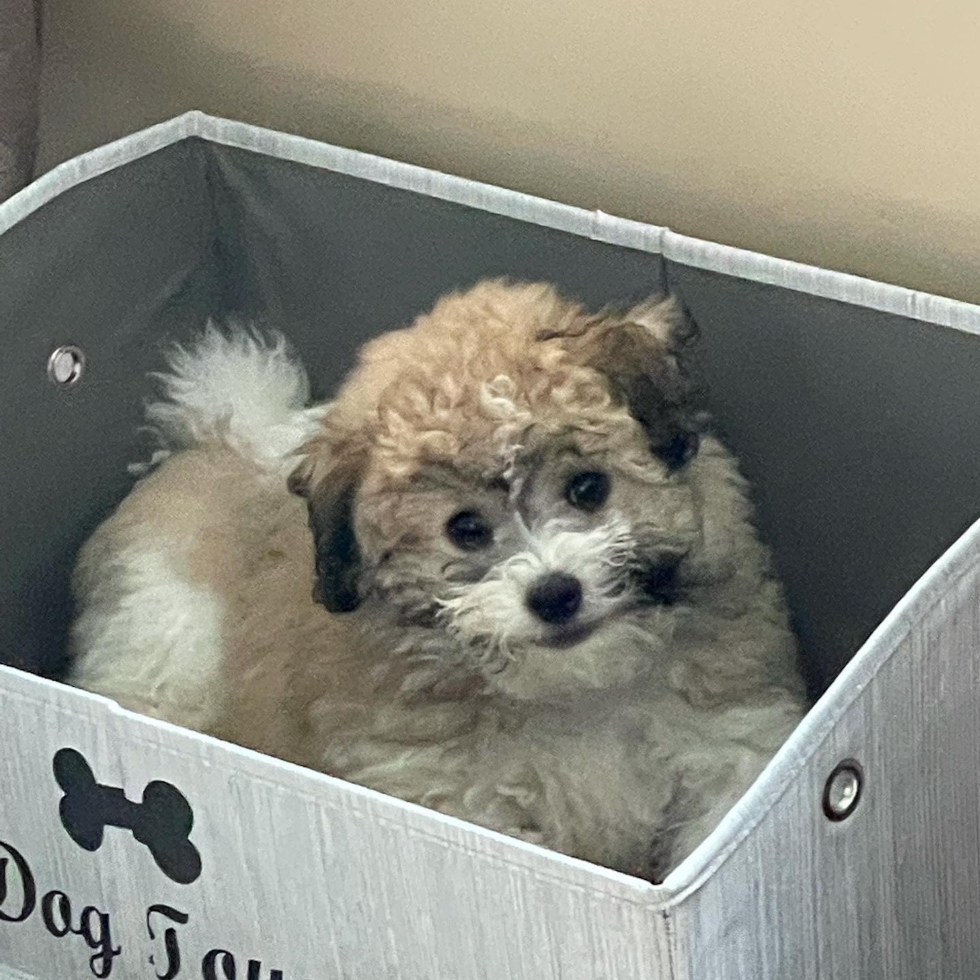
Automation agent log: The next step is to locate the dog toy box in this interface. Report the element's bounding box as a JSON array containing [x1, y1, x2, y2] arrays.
[[4, 112, 980, 980]]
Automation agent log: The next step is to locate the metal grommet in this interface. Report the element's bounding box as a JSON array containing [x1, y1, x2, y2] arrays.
[[822, 759, 864, 821], [47, 345, 86, 387]]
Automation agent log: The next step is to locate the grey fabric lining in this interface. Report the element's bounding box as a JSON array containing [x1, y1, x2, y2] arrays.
[[0, 140, 218, 677], [665, 263, 980, 694]]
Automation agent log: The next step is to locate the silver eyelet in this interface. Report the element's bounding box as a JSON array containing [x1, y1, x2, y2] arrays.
[[822, 759, 864, 821], [47, 345, 86, 387]]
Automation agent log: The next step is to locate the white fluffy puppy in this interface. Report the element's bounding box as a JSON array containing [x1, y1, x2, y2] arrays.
[[70, 279, 806, 881]]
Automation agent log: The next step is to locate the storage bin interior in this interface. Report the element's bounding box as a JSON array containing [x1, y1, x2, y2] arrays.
[[4, 134, 980, 699]]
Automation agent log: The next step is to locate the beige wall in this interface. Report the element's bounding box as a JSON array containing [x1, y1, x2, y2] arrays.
[[38, 0, 980, 302]]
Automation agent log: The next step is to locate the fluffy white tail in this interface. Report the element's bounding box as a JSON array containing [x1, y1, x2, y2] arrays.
[[133, 323, 322, 474]]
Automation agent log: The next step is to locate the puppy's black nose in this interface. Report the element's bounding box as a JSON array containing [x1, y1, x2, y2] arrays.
[[527, 573, 583, 625]]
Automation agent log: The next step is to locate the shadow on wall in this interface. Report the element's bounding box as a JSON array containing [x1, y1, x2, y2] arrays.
[[0, 0, 41, 201], [37, 0, 980, 305]]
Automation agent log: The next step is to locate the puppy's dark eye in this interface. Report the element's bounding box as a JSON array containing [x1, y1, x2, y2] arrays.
[[565, 471, 611, 512], [446, 511, 493, 550]]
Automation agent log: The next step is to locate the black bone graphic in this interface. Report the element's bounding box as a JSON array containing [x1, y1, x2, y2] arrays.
[[53, 748, 202, 885]]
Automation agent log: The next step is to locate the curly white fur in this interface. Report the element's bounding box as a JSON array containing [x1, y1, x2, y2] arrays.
[[132, 324, 325, 476]]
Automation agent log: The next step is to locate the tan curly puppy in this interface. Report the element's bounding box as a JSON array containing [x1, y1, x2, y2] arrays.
[[69, 279, 805, 880]]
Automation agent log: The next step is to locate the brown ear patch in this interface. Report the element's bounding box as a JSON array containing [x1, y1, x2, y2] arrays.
[[288, 432, 367, 613], [554, 295, 706, 467], [306, 480, 362, 613]]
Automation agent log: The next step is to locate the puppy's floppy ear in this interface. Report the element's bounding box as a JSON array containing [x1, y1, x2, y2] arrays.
[[288, 430, 367, 613], [566, 294, 706, 469]]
